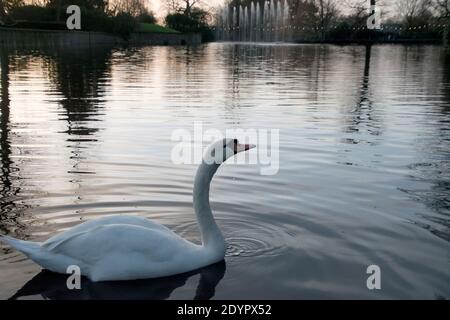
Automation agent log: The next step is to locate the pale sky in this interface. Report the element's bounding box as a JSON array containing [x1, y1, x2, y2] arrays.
[[149, 0, 395, 22], [150, 0, 224, 20]]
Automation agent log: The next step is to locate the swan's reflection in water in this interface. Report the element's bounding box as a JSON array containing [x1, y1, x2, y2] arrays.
[[10, 260, 226, 300]]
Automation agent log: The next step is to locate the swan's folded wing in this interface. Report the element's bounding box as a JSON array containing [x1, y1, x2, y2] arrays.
[[42, 227, 104, 252], [42, 216, 172, 252], [41, 224, 191, 266]]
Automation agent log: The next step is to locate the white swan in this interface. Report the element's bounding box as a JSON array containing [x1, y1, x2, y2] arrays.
[[0, 139, 255, 282]]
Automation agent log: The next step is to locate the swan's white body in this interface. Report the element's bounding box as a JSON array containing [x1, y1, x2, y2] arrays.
[[0, 139, 255, 282]]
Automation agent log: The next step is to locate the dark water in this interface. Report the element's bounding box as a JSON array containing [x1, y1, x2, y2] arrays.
[[0, 43, 449, 299]]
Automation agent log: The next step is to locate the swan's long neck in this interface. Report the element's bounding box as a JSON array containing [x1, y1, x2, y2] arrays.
[[193, 161, 225, 250]]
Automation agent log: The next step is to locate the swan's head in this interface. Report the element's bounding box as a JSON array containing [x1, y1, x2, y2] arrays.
[[203, 138, 255, 165]]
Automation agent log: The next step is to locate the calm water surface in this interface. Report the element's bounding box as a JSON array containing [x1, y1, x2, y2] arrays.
[[0, 43, 449, 299]]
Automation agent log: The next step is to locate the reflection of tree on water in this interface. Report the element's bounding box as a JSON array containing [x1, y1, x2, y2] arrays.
[[48, 46, 111, 137], [0, 47, 26, 236], [343, 45, 382, 144], [229, 45, 241, 110], [10, 260, 226, 300], [0, 46, 113, 235], [47, 46, 112, 173], [0, 48, 11, 199]]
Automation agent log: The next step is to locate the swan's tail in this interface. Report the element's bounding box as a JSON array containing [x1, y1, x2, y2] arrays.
[[0, 235, 42, 257]]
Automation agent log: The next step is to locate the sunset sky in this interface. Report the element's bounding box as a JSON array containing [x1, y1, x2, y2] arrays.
[[150, 0, 224, 20], [149, 0, 394, 22]]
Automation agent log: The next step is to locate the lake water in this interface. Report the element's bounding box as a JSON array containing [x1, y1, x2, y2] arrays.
[[0, 43, 449, 299]]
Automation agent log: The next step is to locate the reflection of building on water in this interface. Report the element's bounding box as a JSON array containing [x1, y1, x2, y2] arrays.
[[10, 260, 226, 300]]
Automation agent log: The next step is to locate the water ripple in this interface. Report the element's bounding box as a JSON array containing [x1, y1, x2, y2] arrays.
[[173, 214, 292, 258]]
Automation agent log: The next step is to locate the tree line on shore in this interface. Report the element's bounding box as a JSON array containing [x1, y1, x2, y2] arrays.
[[0, 1, 155, 37], [0, 0, 209, 40], [0, 0, 213, 40], [0, 0, 449, 43], [223, 0, 449, 43]]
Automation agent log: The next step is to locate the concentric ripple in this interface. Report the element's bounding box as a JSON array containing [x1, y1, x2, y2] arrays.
[[172, 213, 293, 258], [226, 237, 278, 257]]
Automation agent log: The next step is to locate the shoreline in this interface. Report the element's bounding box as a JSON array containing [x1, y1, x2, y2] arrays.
[[0, 27, 202, 47], [0, 27, 443, 48]]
